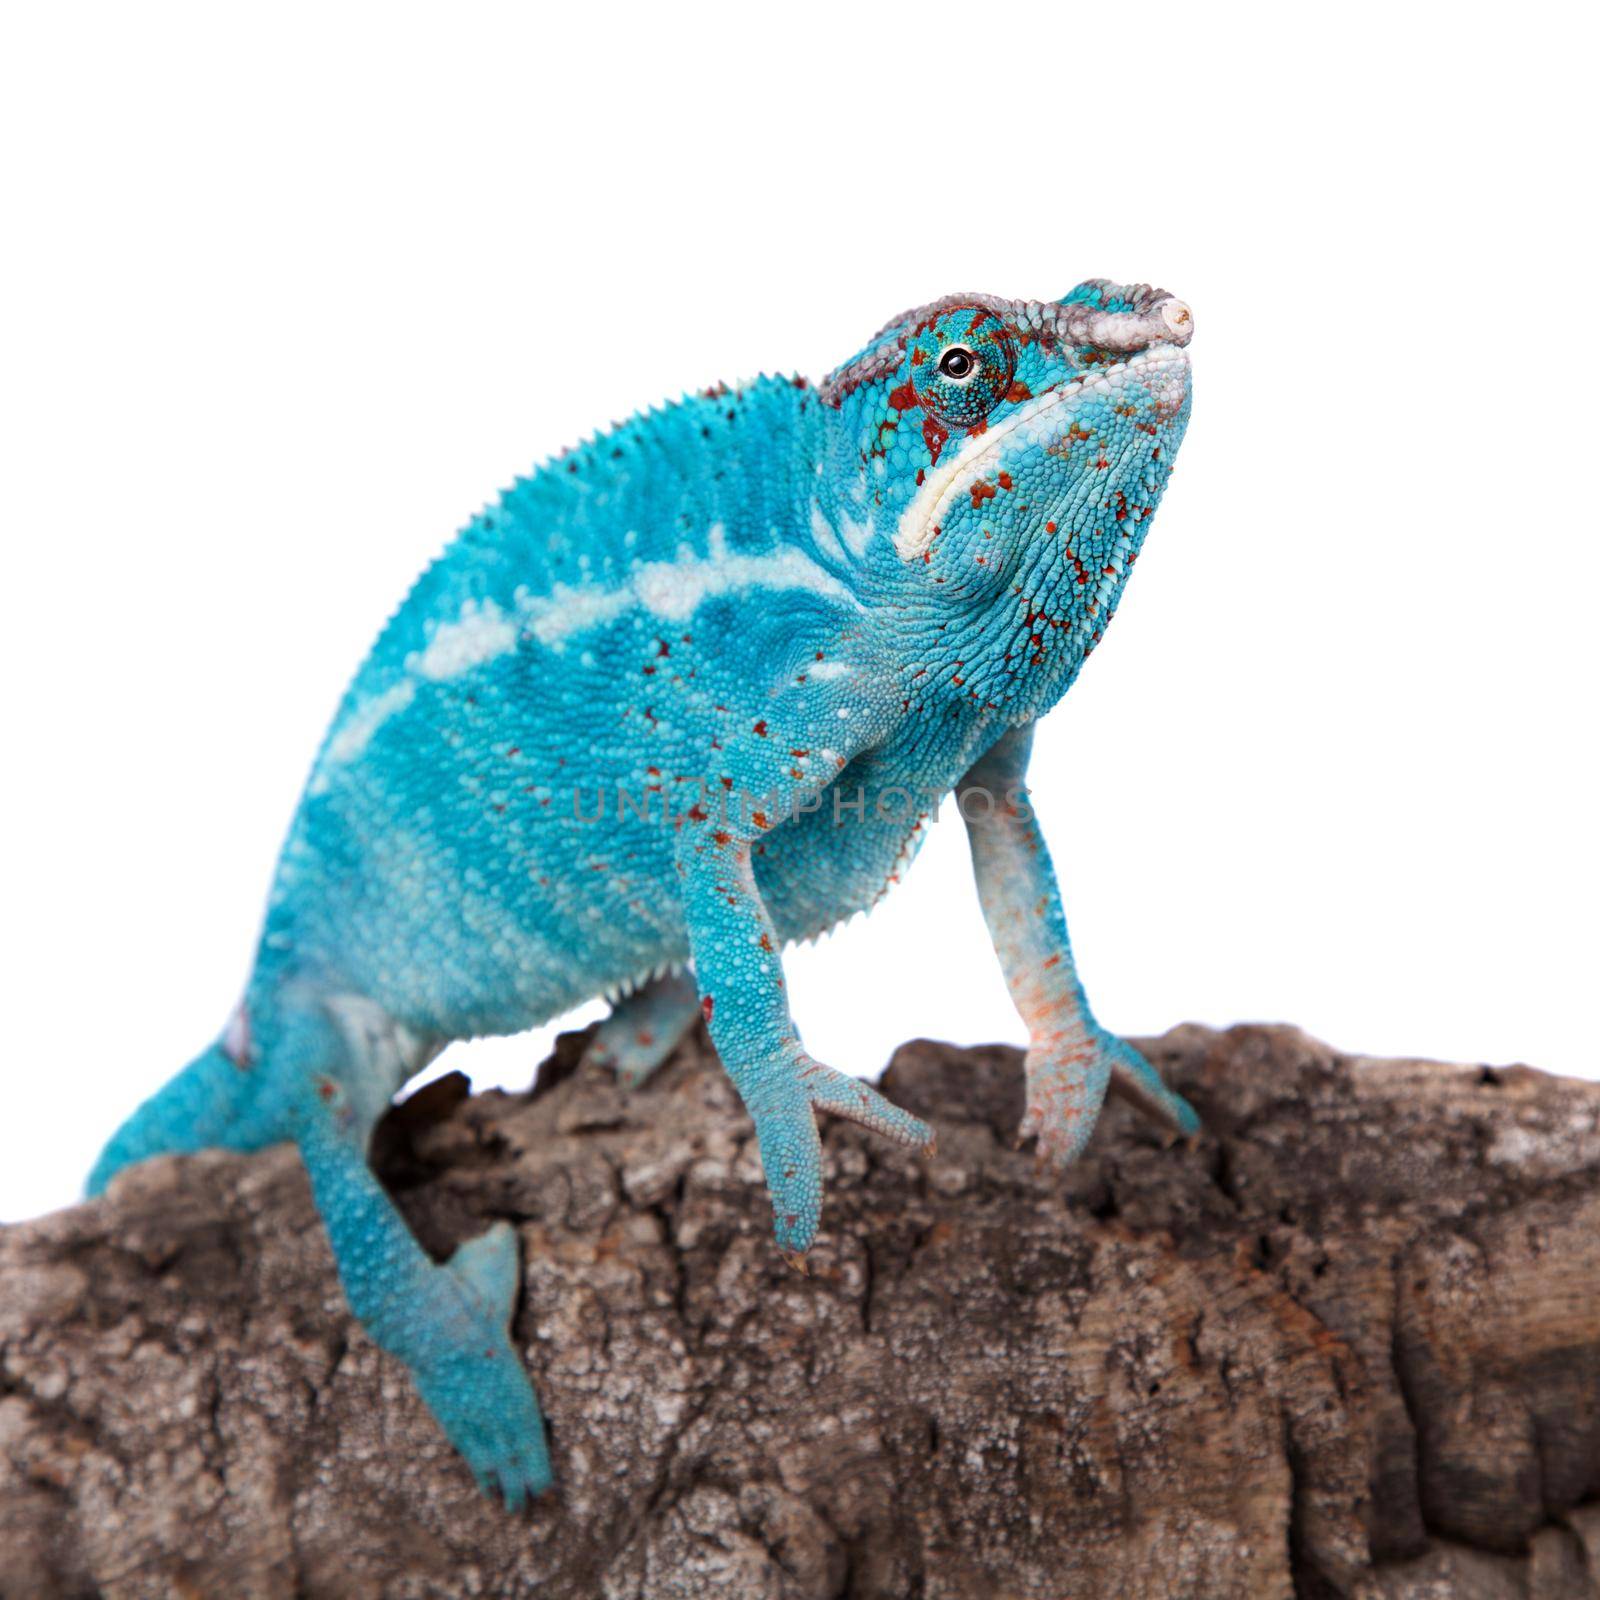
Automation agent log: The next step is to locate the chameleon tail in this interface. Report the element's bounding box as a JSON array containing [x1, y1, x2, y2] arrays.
[[86, 1030, 281, 1196]]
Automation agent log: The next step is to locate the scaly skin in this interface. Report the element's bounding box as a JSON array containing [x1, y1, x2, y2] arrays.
[[89, 281, 1198, 1504]]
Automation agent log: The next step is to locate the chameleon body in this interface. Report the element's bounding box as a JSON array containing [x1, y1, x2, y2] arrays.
[[89, 282, 1198, 1505]]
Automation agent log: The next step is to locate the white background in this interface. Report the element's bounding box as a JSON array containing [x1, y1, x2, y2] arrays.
[[2, 5, 1594, 1222]]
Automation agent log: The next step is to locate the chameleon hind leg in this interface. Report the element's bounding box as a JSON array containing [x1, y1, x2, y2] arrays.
[[270, 998, 551, 1506], [580, 970, 700, 1089]]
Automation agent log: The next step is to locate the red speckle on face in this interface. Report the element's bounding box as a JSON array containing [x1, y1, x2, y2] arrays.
[[997, 471, 1013, 491], [713, 829, 730, 845], [701, 995, 714, 1023], [1006, 380, 1032, 403], [969, 479, 997, 510], [1045, 521, 1057, 533], [753, 719, 769, 737], [317, 1079, 336, 1102], [752, 810, 770, 829], [759, 933, 773, 952], [915, 468, 925, 485], [888, 379, 918, 413], [922, 414, 949, 466]]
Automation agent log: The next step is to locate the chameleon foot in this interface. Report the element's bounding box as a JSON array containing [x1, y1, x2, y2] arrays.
[[750, 1053, 932, 1255], [413, 1222, 550, 1509], [1021, 1030, 1198, 1163]]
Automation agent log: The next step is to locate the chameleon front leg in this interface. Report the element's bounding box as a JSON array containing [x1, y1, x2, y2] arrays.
[[958, 722, 1199, 1161], [580, 969, 701, 1089], [676, 826, 932, 1255]]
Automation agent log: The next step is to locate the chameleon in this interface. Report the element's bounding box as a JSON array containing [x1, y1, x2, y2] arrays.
[[88, 280, 1199, 1506]]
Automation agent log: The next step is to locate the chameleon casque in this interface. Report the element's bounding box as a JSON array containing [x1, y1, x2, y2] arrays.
[[89, 281, 1199, 1505]]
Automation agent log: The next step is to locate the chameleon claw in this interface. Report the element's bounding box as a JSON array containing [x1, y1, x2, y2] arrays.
[[779, 1249, 810, 1276]]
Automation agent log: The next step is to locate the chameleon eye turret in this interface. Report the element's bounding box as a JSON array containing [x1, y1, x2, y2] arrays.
[[90, 280, 1198, 1507]]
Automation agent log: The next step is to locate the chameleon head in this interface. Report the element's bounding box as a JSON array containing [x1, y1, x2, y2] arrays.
[[820, 282, 1193, 711]]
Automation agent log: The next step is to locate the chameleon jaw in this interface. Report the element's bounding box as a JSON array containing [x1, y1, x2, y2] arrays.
[[892, 344, 1191, 562]]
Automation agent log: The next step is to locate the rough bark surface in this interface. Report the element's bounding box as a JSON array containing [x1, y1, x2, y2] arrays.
[[3, 1023, 1600, 1599]]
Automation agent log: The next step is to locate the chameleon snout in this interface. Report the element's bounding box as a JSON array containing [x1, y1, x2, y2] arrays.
[[1060, 288, 1195, 355]]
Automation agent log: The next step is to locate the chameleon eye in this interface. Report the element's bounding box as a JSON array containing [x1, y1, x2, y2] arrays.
[[938, 345, 977, 382], [908, 306, 1016, 429]]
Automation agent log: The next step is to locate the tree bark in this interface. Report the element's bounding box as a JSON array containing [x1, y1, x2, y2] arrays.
[[3, 1023, 1599, 1599]]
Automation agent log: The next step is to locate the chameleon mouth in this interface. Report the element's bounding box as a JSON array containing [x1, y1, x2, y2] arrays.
[[892, 343, 1190, 561]]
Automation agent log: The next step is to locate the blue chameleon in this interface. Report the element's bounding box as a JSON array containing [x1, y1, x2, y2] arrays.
[[89, 282, 1199, 1505]]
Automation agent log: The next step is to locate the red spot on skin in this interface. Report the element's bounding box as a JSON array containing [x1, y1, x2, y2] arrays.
[[888, 379, 918, 413], [636, 1031, 654, 1046], [790, 748, 808, 757], [753, 720, 769, 737], [317, 1080, 336, 1102], [759, 933, 773, 952], [642, 665, 656, 675], [1043, 954, 1061, 968], [505, 746, 520, 758], [915, 468, 925, 485], [969, 479, 997, 510], [922, 414, 949, 466], [1045, 521, 1057, 533], [701, 996, 714, 1023], [657, 640, 670, 656], [752, 810, 770, 829], [687, 803, 708, 821], [997, 471, 1013, 491], [713, 829, 730, 845], [1006, 380, 1032, 403]]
